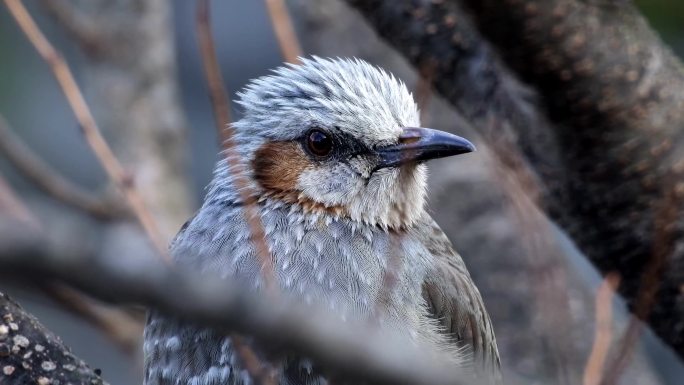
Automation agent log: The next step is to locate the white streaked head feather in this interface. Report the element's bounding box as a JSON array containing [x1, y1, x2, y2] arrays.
[[208, 56, 426, 229]]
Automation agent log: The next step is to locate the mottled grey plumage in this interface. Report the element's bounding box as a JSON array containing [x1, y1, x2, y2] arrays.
[[144, 57, 500, 385]]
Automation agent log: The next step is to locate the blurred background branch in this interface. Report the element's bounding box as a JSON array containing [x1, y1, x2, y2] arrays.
[[1, 0, 193, 382], [265, 0, 302, 63], [584, 273, 621, 385], [346, 0, 684, 364], [3, 0, 169, 256], [0, 114, 127, 219]]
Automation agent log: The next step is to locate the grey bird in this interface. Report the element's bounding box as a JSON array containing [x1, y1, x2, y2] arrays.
[[144, 57, 500, 385]]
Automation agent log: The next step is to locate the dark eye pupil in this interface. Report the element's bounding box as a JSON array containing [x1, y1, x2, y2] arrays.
[[307, 130, 333, 156]]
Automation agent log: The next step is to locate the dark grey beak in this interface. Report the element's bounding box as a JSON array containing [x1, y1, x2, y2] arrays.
[[375, 127, 475, 169]]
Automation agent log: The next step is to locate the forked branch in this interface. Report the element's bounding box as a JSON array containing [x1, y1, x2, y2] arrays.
[[3, 0, 168, 258]]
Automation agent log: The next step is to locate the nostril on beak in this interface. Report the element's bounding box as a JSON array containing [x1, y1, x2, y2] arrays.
[[397, 127, 422, 144]]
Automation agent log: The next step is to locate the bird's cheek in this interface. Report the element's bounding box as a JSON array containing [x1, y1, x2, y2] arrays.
[[297, 169, 347, 205], [252, 141, 311, 193], [347, 156, 374, 179]]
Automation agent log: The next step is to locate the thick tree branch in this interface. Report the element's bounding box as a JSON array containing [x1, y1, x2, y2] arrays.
[[0, 292, 107, 385], [0, 219, 475, 385], [459, 0, 684, 360], [345, 0, 684, 360]]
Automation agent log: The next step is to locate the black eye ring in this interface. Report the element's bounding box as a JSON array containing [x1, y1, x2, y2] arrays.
[[305, 129, 333, 157]]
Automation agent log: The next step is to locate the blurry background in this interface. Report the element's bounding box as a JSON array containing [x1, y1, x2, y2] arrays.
[[1, 1, 684, 384]]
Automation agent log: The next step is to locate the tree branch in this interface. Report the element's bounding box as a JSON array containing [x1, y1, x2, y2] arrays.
[[0, 172, 143, 357], [583, 273, 620, 385], [265, 0, 303, 63], [345, 0, 684, 360], [0, 292, 107, 385], [195, 3, 281, 383], [38, 0, 107, 56], [459, 0, 684, 361], [0, 218, 475, 385], [0, 114, 127, 220], [4, 0, 169, 258], [196, 0, 232, 145]]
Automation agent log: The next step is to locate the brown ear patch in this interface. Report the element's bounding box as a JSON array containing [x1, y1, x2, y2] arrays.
[[253, 141, 310, 193], [252, 141, 348, 217]]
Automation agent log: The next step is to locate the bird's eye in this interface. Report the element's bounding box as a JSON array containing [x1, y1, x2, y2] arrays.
[[306, 130, 333, 157]]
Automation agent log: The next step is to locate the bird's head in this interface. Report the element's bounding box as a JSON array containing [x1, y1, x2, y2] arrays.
[[214, 57, 474, 230]]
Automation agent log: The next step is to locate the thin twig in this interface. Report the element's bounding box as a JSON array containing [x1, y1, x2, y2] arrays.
[[0, 173, 37, 226], [600, 178, 679, 385], [4, 0, 168, 260], [583, 273, 620, 385], [196, 0, 231, 145], [0, 114, 126, 219], [196, 2, 277, 383], [44, 284, 143, 355], [196, 0, 274, 292], [264, 0, 302, 63]]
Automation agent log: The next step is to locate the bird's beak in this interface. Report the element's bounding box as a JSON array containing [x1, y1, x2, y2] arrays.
[[374, 127, 476, 169]]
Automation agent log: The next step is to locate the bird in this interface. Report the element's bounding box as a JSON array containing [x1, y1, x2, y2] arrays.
[[143, 57, 500, 385]]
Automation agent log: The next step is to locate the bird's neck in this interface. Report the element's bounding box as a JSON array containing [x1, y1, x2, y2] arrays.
[[343, 165, 428, 230]]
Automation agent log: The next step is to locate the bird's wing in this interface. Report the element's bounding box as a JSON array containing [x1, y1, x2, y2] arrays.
[[417, 214, 502, 383]]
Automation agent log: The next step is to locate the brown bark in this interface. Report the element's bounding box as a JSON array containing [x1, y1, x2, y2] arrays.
[[345, 0, 684, 359]]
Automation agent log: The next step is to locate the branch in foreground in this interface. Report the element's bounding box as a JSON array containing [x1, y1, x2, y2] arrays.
[[196, 0, 275, 292], [196, 3, 280, 383], [0, 219, 474, 385], [0, 292, 107, 385], [0, 172, 143, 356], [196, 0, 232, 145]]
